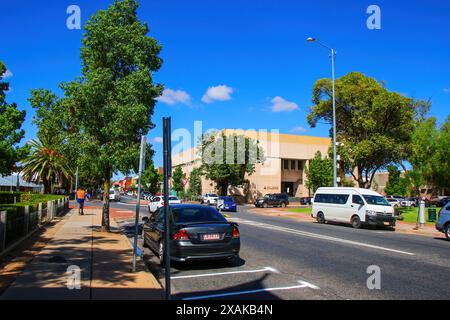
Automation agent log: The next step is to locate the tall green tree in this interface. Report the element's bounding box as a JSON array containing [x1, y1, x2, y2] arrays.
[[200, 132, 265, 196], [63, 0, 163, 231], [188, 167, 202, 197], [172, 166, 185, 195], [141, 162, 161, 195], [384, 165, 407, 196], [0, 61, 27, 175], [307, 72, 426, 188], [305, 151, 333, 194], [433, 116, 450, 193]]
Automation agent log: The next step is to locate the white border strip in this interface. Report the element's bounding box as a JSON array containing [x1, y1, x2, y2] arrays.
[[172, 267, 279, 280]]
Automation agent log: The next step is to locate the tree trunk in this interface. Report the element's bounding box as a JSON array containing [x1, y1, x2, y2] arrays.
[[219, 180, 229, 196], [102, 178, 111, 232]]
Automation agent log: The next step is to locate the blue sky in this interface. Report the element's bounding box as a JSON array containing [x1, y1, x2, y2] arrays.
[[2, 0, 450, 171]]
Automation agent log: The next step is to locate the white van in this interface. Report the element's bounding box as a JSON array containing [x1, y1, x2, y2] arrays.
[[312, 188, 395, 229]]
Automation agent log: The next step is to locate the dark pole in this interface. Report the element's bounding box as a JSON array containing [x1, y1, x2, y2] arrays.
[[163, 117, 172, 300]]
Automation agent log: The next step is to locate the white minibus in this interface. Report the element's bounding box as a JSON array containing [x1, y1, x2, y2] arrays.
[[311, 188, 395, 229]]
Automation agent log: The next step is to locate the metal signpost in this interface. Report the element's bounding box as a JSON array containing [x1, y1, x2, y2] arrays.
[[132, 135, 146, 272], [163, 117, 172, 300]]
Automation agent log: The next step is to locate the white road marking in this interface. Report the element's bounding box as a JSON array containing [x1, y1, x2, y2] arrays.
[[182, 280, 319, 300], [172, 266, 280, 280], [231, 218, 415, 256]]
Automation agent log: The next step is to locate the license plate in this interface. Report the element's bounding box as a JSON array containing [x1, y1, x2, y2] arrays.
[[202, 233, 220, 241]]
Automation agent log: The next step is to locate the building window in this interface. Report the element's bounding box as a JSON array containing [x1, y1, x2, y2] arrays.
[[297, 160, 303, 171], [283, 160, 289, 170], [291, 160, 296, 171]]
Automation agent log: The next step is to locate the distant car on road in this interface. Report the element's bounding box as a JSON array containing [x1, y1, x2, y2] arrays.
[[216, 196, 237, 212], [401, 198, 417, 207], [142, 204, 240, 265], [312, 187, 395, 229], [109, 189, 121, 202], [436, 200, 450, 241], [255, 193, 289, 208], [148, 196, 181, 213], [300, 197, 313, 205], [387, 198, 400, 208], [201, 193, 219, 206]]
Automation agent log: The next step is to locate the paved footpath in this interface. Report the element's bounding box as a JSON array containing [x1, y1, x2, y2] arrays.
[[1, 208, 163, 300]]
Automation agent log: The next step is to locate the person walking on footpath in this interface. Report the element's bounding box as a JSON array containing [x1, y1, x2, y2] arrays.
[[76, 187, 87, 215]]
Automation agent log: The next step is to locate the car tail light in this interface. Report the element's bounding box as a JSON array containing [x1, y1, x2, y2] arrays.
[[173, 229, 189, 240], [232, 226, 240, 238]]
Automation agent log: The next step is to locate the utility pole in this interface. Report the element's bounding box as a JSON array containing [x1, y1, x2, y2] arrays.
[[132, 135, 146, 272], [163, 117, 172, 300], [74, 166, 79, 192]]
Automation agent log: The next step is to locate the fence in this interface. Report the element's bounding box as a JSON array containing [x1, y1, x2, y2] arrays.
[[0, 196, 70, 256]]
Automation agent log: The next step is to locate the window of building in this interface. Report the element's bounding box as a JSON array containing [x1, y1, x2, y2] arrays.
[[283, 160, 289, 170], [291, 160, 296, 171], [297, 160, 303, 171]]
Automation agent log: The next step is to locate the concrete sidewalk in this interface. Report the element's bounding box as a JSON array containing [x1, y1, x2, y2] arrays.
[[0, 208, 163, 300]]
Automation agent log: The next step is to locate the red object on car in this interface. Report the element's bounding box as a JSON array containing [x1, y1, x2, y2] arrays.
[[173, 229, 189, 240], [232, 226, 240, 238]]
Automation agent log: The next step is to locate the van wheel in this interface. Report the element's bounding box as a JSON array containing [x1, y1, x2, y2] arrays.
[[317, 212, 325, 224], [445, 224, 450, 241], [281, 202, 287, 208], [262, 203, 268, 208], [351, 215, 362, 229]]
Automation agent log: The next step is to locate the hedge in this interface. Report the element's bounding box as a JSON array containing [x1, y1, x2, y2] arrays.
[[0, 192, 21, 204]]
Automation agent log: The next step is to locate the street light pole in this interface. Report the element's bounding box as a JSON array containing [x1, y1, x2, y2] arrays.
[[307, 37, 338, 187]]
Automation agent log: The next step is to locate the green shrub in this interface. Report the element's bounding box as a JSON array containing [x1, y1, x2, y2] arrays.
[[0, 192, 21, 204]]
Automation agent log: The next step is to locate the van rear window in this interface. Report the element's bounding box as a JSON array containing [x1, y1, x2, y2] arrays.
[[314, 194, 349, 204]]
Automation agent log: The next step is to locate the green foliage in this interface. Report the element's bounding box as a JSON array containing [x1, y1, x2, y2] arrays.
[[141, 162, 161, 195], [384, 165, 407, 196], [172, 166, 185, 195], [305, 151, 333, 194], [187, 167, 202, 196], [28, 0, 163, 230], [0, 192, 21, 204], [307, 72, 424, 188], [199, 131, 265, 196], [21, 135, 71, 193], [0, 61, 27, 175]]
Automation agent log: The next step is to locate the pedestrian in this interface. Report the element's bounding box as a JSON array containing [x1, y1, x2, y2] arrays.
[[76, 187, 87, 215]]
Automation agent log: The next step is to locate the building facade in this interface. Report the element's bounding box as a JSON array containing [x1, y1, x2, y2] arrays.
[[172, 129, 331, 202]]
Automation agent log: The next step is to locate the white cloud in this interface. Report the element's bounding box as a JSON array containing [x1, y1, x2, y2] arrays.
[[270, 96, 299, 112], [443, 88, 450, 93], [2, 69, 13, 79], [157, 88, 191, 105], [290, 126, 307, 133], [201, 85, 233, 103], [152, 137, 163, 144]]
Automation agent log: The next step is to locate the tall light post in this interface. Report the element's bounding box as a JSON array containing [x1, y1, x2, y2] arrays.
[[307, 37, 337, 187]]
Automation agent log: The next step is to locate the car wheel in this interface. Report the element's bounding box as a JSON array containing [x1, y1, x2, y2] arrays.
[[445, 224, 450, 241], [281, 202, 287, 208], [317, 212, 326, 224], [262, 202, 268, 208], [158, 241, 165, 266], [351, 215, 362, 229]]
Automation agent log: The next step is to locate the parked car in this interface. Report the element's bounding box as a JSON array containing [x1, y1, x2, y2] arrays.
[[300, 197, 313, 205], [108, 189, 121, 202], [437, 197, 450, 207], [148, 196, 182, 213], [387, 198, 400, 208], [436, 200, 450, 240], [140, 191, 152, 200], [401, 198, 417, 207], [428, 196, 450, 207], [142, 204, 240, 265], [201, 193, 219, 205], [216, 196, 237, 212], [312, 188, 395, 229], [255, 193, 289, 208]]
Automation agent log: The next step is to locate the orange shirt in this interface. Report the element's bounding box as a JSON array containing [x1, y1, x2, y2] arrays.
[[77, 190, 86, 199]]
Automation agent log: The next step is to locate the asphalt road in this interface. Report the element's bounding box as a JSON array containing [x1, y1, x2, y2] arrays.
[[95, 197, 450, 300]]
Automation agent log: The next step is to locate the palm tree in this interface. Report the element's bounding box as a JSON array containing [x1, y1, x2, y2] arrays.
[[21, 135, 71, 194]]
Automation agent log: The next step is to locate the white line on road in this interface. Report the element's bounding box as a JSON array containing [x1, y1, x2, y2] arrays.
[[231, 218, 415, 256], [182, 280, 319, 300], [172, 267, 280, 280]]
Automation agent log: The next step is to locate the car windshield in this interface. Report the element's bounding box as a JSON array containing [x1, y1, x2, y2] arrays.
[[171, 207, 227, 224], [208, 194, 218, 197], [363, 195, 390, 206], [168, 196, 178, 201], [109, 190, 114, 194]]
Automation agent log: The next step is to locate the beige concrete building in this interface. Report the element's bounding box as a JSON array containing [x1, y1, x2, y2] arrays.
[[172, 129, 331, 202]]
